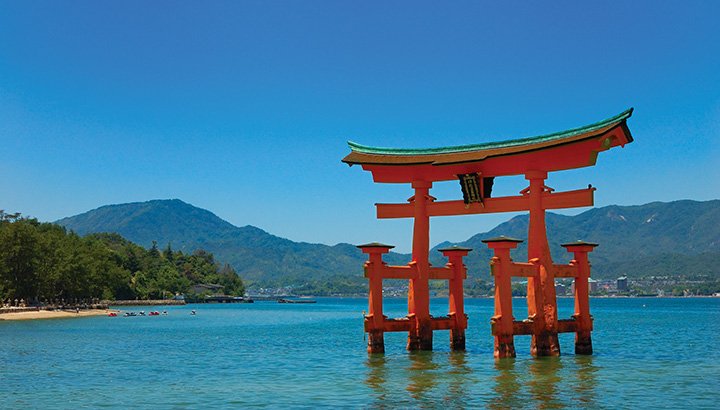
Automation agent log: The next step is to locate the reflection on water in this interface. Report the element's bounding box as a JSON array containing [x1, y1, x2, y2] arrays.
[[365, 350, 474, 408], [490, 359, 523, 409], [572, 356, 599, 408], [366, 351, 599, 409], [365, 354, 389, 404], [529, 357, 563, 409], [406, 351, 440, 401], [489, 354, 599, 409], [444, 351, 472, 407]]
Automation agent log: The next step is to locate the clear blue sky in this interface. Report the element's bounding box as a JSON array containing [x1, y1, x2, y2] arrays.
[[1, 1, 718, 252]]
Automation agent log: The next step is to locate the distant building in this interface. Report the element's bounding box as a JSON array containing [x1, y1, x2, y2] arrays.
[[555, 283, 567, 296], [599, 280, 615, 291], [570, 279, 599, 295], [588, 278, 598, 293], [617, 276, 628, 292]]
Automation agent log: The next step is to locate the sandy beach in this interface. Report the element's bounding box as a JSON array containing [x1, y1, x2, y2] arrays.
[[0, 309, 116, 321]]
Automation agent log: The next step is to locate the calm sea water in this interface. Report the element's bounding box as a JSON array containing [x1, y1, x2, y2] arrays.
[[1, 297, 718, 409]]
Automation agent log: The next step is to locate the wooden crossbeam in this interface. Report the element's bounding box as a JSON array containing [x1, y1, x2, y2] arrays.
[[430, 316, 455, 330], [495, 319, 580, 336], [509, 262, 538, 277], [552, 264, 578, 278], [363, 265, 415, 279], [503, 263, 578, 278], [364, 265, 461, 280], [364, 316, 457, 332], [376, 187, 595, 219], [428, 266, 455, 280]]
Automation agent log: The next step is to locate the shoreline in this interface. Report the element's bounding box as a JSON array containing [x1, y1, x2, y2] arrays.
[[0, 309, 116, 321], [105, 299, 186, 306]]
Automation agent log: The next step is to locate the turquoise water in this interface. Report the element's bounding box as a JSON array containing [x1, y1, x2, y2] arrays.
[[2, 297, 719, 408]]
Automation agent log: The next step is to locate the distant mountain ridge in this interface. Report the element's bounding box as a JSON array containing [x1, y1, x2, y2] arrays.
[[56, 199, 408, 284], [431, 200, 720, 279], [56, 199, 240, 249], [56, 199, 720, 284]]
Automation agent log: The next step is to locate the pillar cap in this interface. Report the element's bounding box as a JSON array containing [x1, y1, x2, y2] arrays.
[[437, 245, 473, 252], [561, 240, 599, 248], [357, 242, 395, 249], [481, 236, 524, 244]]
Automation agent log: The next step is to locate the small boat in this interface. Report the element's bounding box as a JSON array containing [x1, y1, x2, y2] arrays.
[[190, 310, 196, 315], [149, 311, 160, 316], [277, 298, 317, 304], [108, 312, 117, 317]]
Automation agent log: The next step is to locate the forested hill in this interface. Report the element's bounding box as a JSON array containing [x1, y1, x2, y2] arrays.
[[0, 214, 245, 303], [55, 199, 240, 250], [57, 199, 720, 284], [56, 199, 409, 287]]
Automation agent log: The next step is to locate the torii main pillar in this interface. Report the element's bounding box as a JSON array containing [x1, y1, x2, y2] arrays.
[[407, 181, 433, 350], [525, 170, 560, 356]]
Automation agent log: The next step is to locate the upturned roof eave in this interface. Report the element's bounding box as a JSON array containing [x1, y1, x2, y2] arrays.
[[342, 108, 633, 166]]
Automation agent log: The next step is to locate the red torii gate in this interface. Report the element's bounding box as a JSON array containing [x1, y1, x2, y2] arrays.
[[343, 109, 634, 357]]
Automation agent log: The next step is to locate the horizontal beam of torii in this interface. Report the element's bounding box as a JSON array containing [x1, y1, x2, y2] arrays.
[[376, 186, 595, 219]]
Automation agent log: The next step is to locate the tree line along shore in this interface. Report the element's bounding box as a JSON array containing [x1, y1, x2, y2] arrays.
[[0, 212, 245, 308]]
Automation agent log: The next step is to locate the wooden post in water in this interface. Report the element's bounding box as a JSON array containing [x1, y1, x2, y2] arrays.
[[440, 246, 471, 351], [407, 181, 433, 351], [358, 243, 394, 354], [483, 237, 523, 358], [525, 171, 561, 357], [562, 241, 598, 355]]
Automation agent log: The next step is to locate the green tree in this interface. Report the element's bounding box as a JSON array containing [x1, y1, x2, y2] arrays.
[[0, 213, 247, 303], [163, 243, 174, 262], [0, 218, 42, 301]]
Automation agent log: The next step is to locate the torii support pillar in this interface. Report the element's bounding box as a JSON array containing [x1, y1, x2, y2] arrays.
[[562, 241, 598, 355], [358, 243, 394, 354], [439, 246, 471, 351], [483, 237, 523, 358], [358, 243, 472, 353]]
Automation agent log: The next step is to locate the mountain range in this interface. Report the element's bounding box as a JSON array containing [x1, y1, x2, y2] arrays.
[[436, 200, 720, 279], [56, 199, 720, 285]]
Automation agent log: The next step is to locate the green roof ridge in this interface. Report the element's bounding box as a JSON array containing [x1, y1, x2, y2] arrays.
[[348, 108, 633, 156]]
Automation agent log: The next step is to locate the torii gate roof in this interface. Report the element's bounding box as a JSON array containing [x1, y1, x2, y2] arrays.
[[343, 108, 634, 183]]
